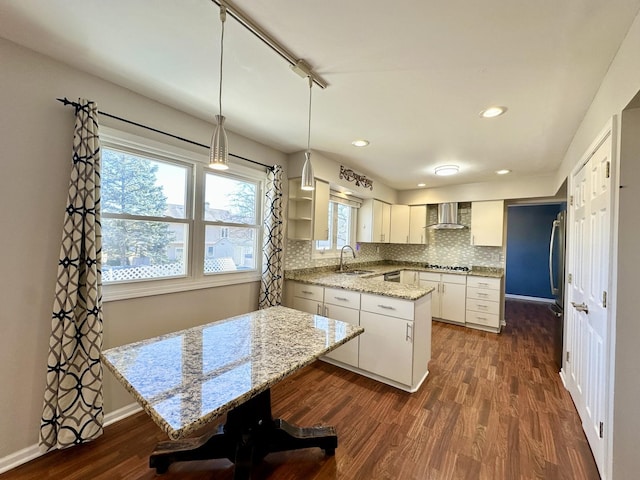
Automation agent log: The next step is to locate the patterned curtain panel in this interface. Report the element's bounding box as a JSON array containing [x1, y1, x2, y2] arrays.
[[40, 99, 104, 451], [259, 165, 284, 309]]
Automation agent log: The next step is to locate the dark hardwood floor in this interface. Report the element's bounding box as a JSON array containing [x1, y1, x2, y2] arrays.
[[2, 299, 599, 479]]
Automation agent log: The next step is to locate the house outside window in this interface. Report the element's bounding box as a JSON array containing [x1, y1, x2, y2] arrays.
[[100, 127, 264, 300]]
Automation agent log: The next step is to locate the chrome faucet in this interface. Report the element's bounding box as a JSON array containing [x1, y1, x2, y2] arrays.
[[339, 245, 356, 272]]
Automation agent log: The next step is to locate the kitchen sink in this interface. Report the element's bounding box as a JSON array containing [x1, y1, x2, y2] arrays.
[[339, 269, 374, 275]]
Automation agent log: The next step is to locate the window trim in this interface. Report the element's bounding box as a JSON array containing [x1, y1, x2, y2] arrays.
[[100, 127, 265, 302], [312, 199, 357, 259]]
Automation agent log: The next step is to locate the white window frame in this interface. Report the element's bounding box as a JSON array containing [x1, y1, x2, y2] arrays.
[[313, 199, 357, 259], [100, 127, 264, 301]]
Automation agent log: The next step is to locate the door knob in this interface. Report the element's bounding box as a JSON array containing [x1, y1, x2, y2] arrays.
[[571, 302, 589, 314]]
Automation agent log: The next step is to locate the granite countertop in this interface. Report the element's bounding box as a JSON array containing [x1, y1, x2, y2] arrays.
[[101, 306, 363, 441], [285, 263, 503, 300]]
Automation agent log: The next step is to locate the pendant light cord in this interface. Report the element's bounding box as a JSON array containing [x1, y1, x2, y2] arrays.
[[218, 3, 226, 118], [307, 76, 312, 152]]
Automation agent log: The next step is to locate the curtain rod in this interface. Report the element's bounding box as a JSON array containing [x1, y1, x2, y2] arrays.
[[210, 0, 328, 89], [56, 98, 274, 172]]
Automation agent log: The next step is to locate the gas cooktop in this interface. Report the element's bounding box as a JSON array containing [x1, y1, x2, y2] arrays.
[[424, 264, 470, 272]]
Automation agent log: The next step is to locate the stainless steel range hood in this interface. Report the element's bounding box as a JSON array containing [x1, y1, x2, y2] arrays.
[[428, 202, 466, 229]]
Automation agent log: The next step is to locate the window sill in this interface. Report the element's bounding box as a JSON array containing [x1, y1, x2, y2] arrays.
[[102, 271, 261, 302]]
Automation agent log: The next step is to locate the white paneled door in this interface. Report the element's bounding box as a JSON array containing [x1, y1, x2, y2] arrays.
[[567, 129, 612, 477]]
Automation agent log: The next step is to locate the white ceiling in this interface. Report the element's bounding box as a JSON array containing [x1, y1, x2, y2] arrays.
[[2, 0, 639, 190]]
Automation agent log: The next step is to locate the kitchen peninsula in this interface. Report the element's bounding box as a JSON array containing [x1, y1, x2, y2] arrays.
[[284, 262, 504, 391]]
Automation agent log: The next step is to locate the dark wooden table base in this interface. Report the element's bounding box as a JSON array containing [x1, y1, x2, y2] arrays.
[[149, 389, 337, 479]]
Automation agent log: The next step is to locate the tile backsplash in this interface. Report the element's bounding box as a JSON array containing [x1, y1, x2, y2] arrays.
[[284, 204, 505, 270]]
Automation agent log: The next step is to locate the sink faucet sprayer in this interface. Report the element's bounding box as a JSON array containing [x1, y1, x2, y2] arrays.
[[339, 245, 356, 272]]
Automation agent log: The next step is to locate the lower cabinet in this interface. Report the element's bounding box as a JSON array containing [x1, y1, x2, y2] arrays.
[[359, 311, 413, 386], [358, 293, 431, 391], [322, 288, 361, 367], [465, 275, 502, 332], [287, 281, 432, 392], [419, 272, 466, 324], [291, 284, 360, 368]]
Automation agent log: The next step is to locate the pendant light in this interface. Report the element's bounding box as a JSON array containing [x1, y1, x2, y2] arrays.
[[301, 76, 315, 191], [209, 1, 229, 170]]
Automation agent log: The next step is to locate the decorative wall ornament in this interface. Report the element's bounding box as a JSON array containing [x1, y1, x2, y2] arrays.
[[339, 165, 373, 190]]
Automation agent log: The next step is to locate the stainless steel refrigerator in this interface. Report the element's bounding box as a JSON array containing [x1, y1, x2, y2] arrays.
[[549, 210, 566, 371]]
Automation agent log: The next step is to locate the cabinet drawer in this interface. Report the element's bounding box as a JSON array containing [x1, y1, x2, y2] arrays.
[[466, 310, 500, 328], [441, 273, 467, 285], [292, 283, 324, 302], [419, 272, 441, 282], [361, 293, 414, 321], [466, 298, 499, 315], [466, 276, 501, 290], [324, 288, 361, 309], [466, 287, 500, 302]]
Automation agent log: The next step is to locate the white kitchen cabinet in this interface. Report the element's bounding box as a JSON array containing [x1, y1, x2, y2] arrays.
[[287, 281, 432, 392], [419, 272, 466, 324], [400, 270, 420, 286], [291, 283, 324, 315], [409, 205, 427, 244], [357, 199, 391, 243], [390, 204, 410, 243], [322, 288, 361, 367], [290, 284, 361, 368], [359, 293, 430, 390], [470, 200, 504, 247], [465, 275, 502, 332], [389, 205, 427, 244], [359, 311, 413, 386], [287, 178, 330, 241]]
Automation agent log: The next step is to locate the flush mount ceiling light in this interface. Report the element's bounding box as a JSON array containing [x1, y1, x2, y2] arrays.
[[209, 2, 229, 170], [480, 106, 508, 118], [496, 169, 511, 175], [301, 76, 315, 191], [434, 165, 460, 176], [351, 139, 370, 147]]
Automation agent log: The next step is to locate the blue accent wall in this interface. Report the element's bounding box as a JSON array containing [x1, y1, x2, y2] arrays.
[[506, 204, 564, 299]]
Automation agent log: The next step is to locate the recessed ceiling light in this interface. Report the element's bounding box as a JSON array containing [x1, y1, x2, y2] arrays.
[[351, 139, 370, 147], [480, 106, 508, 118], [496, 169, 511, 175], [417, 183, 426, 187], [434, 165, 460, 176]]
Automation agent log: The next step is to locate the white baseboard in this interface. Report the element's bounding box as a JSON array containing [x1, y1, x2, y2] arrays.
[[559, 369, 568, 389], [0, 402, 142, 475], [505, 294, 555, 304]]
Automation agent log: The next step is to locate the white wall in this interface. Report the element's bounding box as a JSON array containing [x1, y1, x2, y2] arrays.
[[0, 38, 286, 460], [288, 150, 398, 204], [551, 11, 640, 479], [612, 106, 640, 479]]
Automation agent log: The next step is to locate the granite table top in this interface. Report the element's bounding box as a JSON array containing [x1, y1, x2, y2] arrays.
[[101, 306, 364, 441]]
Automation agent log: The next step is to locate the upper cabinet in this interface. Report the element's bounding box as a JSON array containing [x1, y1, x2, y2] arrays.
[[357, 199, 391, 243], [390, 205, 427, 244], [287, 178, 330, 240], [408, 205, 427, 244], [389, 205, 410, 243], [470, 200, 505, 246]]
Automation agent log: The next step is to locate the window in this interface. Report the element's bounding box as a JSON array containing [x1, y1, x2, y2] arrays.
[[100, 128, 264, 300], [314, 198, 357, 257], [101, 148, 191, 283], [203, 172, 259, 274]]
